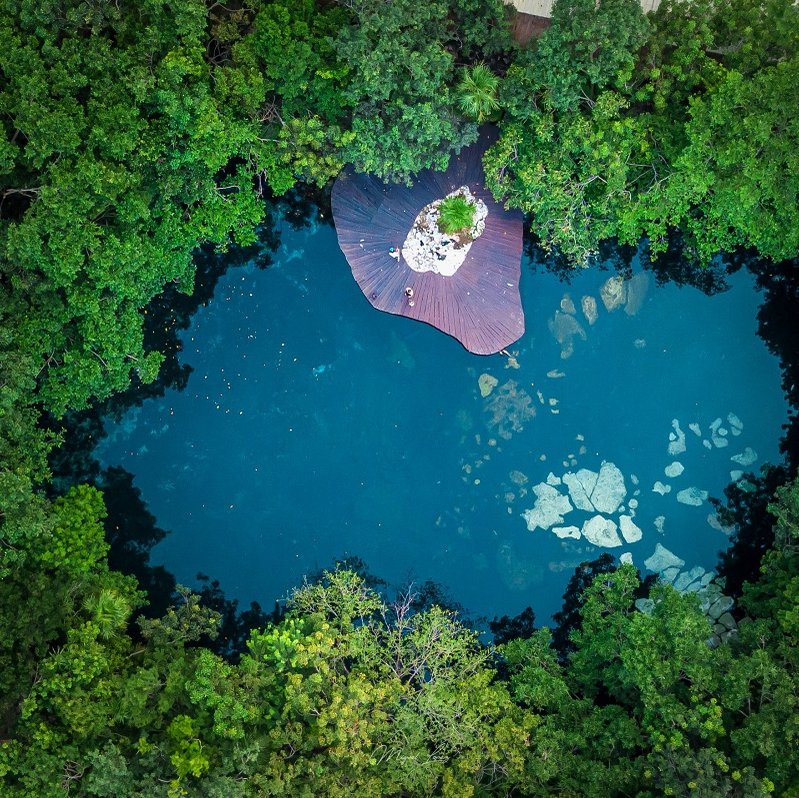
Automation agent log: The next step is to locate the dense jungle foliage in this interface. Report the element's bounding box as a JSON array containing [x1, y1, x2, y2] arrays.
[[1, 0, 798, 794]]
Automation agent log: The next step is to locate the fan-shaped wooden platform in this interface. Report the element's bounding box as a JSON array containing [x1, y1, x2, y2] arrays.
[[331, 128, 525, 355]]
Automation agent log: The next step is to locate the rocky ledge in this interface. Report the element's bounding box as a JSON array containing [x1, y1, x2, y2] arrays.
[[401, 186, 487, 277]]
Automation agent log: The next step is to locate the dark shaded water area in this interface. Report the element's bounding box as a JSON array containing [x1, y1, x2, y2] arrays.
[[92, 207, 791, 626]]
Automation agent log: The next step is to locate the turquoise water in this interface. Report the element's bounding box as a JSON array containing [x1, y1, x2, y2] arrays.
[[96, 213, 789, 624]]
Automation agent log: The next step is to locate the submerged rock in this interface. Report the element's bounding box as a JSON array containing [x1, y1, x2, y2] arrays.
[[560, 294, 576, 314], [653, 481, 672, 495], [654, 515, 666, 534], [644, 543, 685, 573], [707, 513, 735, 535], [581, 295, 599, 325], [600, 275, 626, 311], [522, 483, 574, 532], [635, 598, 655, 614], [673, 566, 706, 592], [548, 311, 587, 359], [619, 515, 643, 543], [582, 515, 623, 547], [731, 447, 758, 466], [668, 419, 687, 456], [661, 566, 680, 582], [478, 373, 498, 398], [485, 380, 535, 440], [728, 412, 743, 430], [664, 462, 684, 478], [689, 423, 702, 437], [677, 487, 709, 506], [620, 552, 633, 565], [624, 272, 650, 316], [590, 461, 627, 514], [546, 472, 562, 486]]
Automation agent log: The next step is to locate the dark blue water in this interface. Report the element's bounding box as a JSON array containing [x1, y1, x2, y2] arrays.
[[96, 213, 789, 624]]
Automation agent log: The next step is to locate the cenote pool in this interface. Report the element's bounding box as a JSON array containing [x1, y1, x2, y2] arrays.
[[95, 209, 790, 624]]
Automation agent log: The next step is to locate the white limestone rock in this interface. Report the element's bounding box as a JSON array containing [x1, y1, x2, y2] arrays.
[[560, 294, 576, 314], [668, 419, 687, 456], [630, 474, 639, 486], [673, 566, 706, 592], [563, 469, 597, 512], [620, 552, 633, 565], [664, 462, 684, 478], [728, 413, 743, 430], [677, 487, 708, 506], [402, 186, 487, 276], [582, 515, 623, 547], [654, 515, 666, 534], [644, 543, 685, 573], [600, 275, 626, 312], [653, 481, 672, 495], [581, 295, 599, 325], [522, 484, 574, 532], [703, 440, 712, 450], [628, 498, 639, 509], [662, 566, 680, 582], [689, 423, 702, 437], [552, 525, 581, 539], [731, 447, 758, 466], [546, 472, 562, 486], [619, 515, 643, 543], [730, 470, 744, 481], [590, 462, 627, 514]]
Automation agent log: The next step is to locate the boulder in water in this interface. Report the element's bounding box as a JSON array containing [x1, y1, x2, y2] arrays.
[[677, 487, 708, 506], [600, 275, 626, 311], [664, 462, 684, 478], [582, 515, 623, 547], [581, 295, 599, 325], [563, 469, 597, 511], [731, 447, 758, 466], [522, 483, 574, 532], [619, 515, 643, 543], [590, 461, 627, 514], [644, 543, 685, 573]]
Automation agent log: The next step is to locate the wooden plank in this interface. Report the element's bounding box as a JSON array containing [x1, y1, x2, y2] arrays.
[[331, 126, 525, 355]]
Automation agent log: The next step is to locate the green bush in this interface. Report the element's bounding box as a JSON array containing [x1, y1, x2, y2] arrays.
[[437, 195, 476, 234]]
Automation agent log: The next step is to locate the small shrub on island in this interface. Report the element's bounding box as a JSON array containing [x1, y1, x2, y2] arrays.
[[437, 195, 476, 234]]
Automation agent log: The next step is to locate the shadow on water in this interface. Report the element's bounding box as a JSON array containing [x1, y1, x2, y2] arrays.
[[46, 193, 326, 650]]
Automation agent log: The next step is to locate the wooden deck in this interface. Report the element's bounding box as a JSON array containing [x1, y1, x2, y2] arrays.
[[331, 128, 525, 356]]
